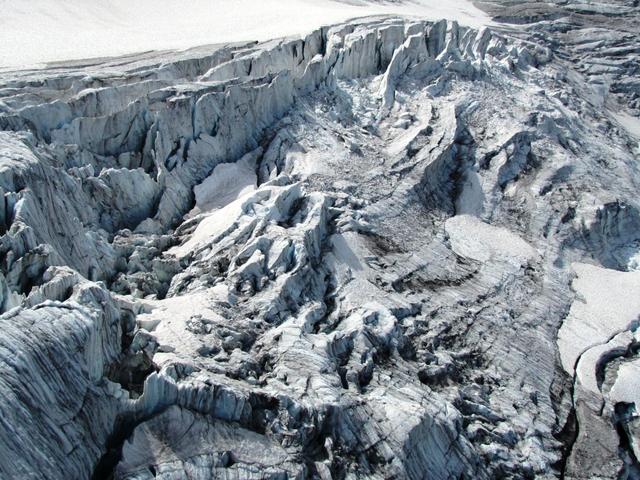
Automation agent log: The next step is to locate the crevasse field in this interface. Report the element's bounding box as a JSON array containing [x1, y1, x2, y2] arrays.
[[0, 1, 639, 479]]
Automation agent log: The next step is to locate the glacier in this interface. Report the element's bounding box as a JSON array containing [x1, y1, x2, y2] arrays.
[[0, 1, 639, 479]]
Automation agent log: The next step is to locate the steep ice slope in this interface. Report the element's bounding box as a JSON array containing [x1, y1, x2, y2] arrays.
[[0, 7, 638, 480], [0, 0, 489, 69]]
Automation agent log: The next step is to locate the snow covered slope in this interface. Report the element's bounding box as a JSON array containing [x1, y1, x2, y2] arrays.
[[0, 0, 489, 68]]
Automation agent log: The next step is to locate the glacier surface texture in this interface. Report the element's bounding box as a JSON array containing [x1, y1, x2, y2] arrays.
[[0, 1, 639, 479]]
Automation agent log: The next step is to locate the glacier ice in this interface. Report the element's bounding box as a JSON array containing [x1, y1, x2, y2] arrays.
[[0, 5, 639, 480]]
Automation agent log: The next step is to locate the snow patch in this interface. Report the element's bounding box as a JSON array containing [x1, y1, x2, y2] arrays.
[[610, 357, 640, 406], [445, 214, 537, 265], [557, 263, 640, 375], [192, 149, 259, 215]]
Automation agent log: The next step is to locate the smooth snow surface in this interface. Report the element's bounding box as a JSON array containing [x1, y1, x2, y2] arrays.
[[0, 0, 489, 69], [169, 194, 249, 259], [557, 263, 640, 375], [192, 150, 259, 214], [610, 358, 640, 406], [445, 214, 538, 265]]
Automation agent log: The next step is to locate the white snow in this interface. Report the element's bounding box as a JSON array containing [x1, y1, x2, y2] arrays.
[[168, 151, 261, 258], [192, 149, 259, 214], [574, 331, 634, 395], [615, 111, 640, 139], [168, 191, 252, 259], [610, 357, 640, 406], [445, 214, 538, 265], [136, 285, 231, 365], [0, 0, 490, 69], [614, 110, 640, 156], [557, 263, 640, 375], [330, 232, 365, 272]]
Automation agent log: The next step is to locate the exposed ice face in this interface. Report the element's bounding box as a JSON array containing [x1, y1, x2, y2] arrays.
[[0, 4, 639, 480]]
